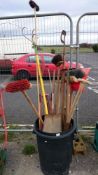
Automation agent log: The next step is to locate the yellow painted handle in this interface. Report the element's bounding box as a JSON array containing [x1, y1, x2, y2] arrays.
[[36, 54, 48, 115]]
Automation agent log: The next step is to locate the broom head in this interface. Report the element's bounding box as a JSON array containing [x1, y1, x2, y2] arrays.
[[70, 68, 91, 91], [5, 79, 32, 93]]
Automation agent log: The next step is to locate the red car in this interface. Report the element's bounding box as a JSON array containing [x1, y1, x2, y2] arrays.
[[0, 58, 13, 72], [12, 53, 84, 79]]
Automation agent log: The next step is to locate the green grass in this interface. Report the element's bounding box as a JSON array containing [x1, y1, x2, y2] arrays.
[[0, 130, 34, 143], [0, 132, 16, 143], [79, 47, 93, 53], [39, 45, 93, 54], [40, 45, 65, 54], [0, 134, 5, 143], [22, 144, 37, 155], [79, 134, 92, 144]]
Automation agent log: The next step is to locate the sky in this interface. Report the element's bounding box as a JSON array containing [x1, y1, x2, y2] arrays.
[[0, 0, 98, 18], [0, 0, 98, 56]]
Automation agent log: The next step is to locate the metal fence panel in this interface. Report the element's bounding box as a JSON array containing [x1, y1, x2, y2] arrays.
[[0, 13, 73, 125], [76, 13, 98, 127], [0, 13, 73, 59]]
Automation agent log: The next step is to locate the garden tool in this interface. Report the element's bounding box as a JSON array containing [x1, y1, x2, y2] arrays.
[[29, 1, 62, 133], [29, 0, 48, 115], [51, 70, 56, 113], [55, 69, 61, 114], [0, 85, 8, 174], [42, 114, 62, 133], [5, 79, 43, 124], [60, 30, 67, 130]]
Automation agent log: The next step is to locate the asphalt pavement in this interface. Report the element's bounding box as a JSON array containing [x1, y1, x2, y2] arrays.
[[0, 53, 98, 127]]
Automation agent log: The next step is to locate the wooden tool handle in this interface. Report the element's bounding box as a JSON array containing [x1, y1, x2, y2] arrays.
[[55, 69, 61, 114], [51, 70, 56, 113], [67, 83, 84, 124], [66, 80, 71, 122], [61, 71, 66, 129], [78, 78, 91, 84], [22, 91, 43, 124]]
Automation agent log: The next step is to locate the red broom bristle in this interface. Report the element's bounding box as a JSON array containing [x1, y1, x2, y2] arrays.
[[5, 79, 31, 93]]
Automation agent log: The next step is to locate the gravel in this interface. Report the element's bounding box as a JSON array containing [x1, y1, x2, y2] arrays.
[[2, 132, 98, 175]]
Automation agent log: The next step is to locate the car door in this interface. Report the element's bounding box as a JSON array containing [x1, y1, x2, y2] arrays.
[[43, 55, 57, 77], [26, 55, 42, 77]]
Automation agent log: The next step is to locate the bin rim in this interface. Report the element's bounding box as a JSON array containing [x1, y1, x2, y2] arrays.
[[33, 119, 76, 140]]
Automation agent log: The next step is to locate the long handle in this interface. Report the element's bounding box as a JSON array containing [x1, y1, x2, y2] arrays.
[[68, 79, 91, 121], [66, 80, 91, 125], [61, 71, 66, 129], [60, 30, 66, 129], [29, 0, 48, 115], [65, 78, 71, 122], [55, 69, 61, 114], [22, 91, 44, 124], [51, 70, 56, 113], [36, 54, 48, 114], [67, 83, 84, 124], [36, 70, 43, 129], [0, 90, 8, 149]]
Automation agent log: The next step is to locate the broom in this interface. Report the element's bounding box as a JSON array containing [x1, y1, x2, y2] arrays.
[[5, 79, 43, 124]]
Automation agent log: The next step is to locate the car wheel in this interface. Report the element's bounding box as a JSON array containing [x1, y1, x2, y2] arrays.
[[16, 70, 30, 80]]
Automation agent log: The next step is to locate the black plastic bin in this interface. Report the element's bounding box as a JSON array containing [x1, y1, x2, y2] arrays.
[[33, 119, 76, 175]]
